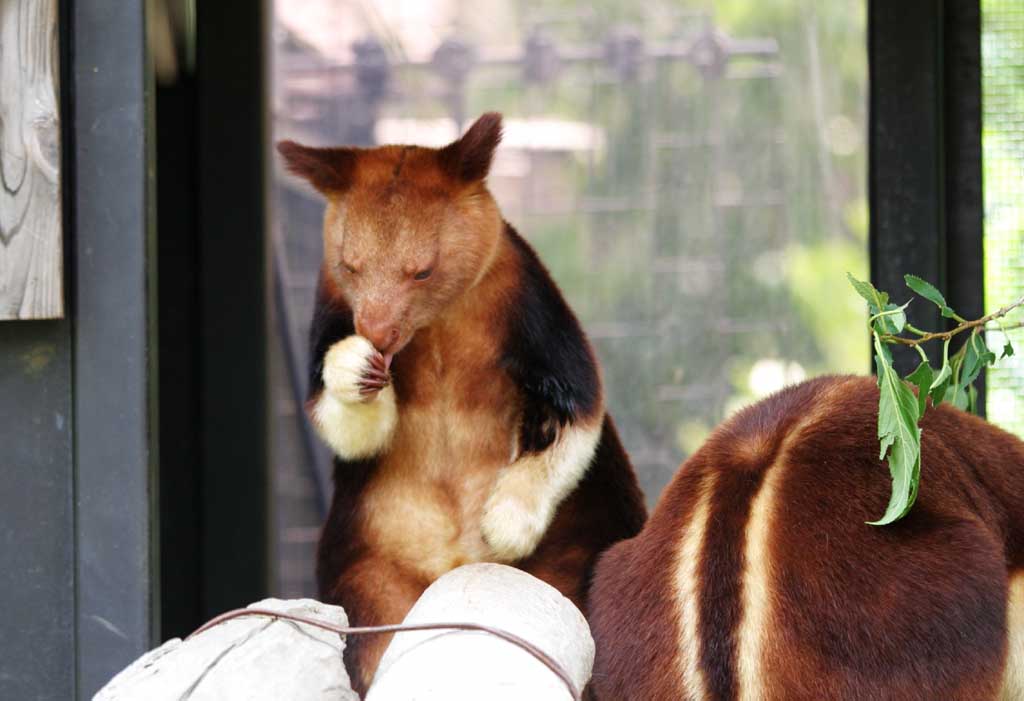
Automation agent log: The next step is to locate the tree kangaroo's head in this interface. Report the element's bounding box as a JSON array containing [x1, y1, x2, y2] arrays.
[[278, 112, 504, 361]]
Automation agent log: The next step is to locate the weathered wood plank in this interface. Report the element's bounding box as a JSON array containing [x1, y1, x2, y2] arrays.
[[0, 0, 62, 320]]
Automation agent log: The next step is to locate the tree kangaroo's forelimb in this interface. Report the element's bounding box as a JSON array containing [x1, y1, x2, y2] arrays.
[[309, 334, 397, 460]]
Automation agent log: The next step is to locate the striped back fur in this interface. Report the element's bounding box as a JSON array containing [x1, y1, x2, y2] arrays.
[[589, 375, 1024, 700]]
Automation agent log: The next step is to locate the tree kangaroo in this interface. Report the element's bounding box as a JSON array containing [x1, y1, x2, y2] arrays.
[[278, 113, 647, 694], [589, 375, 1024, 700]]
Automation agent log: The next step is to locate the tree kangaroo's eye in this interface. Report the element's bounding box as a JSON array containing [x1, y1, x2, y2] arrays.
[[413, 268, 432, 281], [343, 263, 357, 275]]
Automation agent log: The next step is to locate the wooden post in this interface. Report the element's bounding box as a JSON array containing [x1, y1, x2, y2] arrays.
[[0, 0, 63, 320]]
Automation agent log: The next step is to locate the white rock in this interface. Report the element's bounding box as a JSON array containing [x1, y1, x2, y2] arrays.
[[366, 563, 593, 701], [93, 598, 358, 701]]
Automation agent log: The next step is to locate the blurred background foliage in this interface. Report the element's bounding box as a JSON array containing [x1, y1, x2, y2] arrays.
[[274, 0, 871, 504], [272, 0, 1024, 598], [471, 0, 870, 496], [982, 0, 1024, 437]]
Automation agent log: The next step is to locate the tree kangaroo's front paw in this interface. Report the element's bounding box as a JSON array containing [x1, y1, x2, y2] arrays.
[[313, 335, 398, 460], [481, 479, 551, 562], [322, 335, 390, 404]]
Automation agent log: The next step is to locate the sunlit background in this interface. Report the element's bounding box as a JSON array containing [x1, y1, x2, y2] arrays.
[[983, 0, 1024, 439], [269, 0, 871, 597], [269, 0, 1024, 598]]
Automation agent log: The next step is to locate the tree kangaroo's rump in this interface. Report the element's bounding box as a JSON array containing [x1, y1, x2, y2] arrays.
[[278, 113, 647, 694], [589, 375, 1024, 700]]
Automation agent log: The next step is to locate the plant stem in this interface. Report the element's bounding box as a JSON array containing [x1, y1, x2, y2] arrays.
[[869, 306, 908, 325], [878, 295, 1024, 347]]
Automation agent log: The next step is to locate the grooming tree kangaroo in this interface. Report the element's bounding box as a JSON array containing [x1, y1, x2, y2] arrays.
[[278, 113, 647, 693], [589, 375, 1024, 700]]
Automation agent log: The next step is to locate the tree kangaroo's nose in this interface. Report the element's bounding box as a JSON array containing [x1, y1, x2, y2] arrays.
[[356, 311, 400, 354]]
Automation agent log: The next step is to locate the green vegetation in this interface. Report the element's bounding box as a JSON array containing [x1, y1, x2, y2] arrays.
[[982, 0, 1024, 437], [849, 273, 1022, 525], [486, 1, 870, 498]]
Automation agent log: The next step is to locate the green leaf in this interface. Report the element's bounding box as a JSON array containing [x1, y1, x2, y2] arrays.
[[905, 361, 933, 417], [848, 273, 881, 306], [874, 356, 895, 460], [904, 274, 956, 318], [929, 363, 951, 406], [848, 273, 891, 317], [877, 302, 908, 335], [928, 340, 953, 406], [904, 274, 946, 306], [959, 332, 996, 392], [876, 338, 894, 366], [995, 319, 1015, 358], [868, 335, 923, 526], [951, 343, 965, 380], [947, 384, 969, 411]]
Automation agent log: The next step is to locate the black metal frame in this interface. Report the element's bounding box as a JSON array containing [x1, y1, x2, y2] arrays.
[[868, 0, 984, 400], [71, 1, 160, 695], [157, 0, 270, 639], [0, 0, 161, 698], [1, 0, 269, 696], [194, 0, 271, 624]]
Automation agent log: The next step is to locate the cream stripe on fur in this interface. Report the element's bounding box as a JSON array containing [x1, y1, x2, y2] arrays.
[[675, 470, 716, 701], [480, 418, 603, 562], [737, 459, 782, 701], [1001, 572, 1024, 700]]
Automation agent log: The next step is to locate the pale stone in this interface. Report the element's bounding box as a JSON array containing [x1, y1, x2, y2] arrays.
[[366, 563, 593, 701], [93, 598, 358, 701]]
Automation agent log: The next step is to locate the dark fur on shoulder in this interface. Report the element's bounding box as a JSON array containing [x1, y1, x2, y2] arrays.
[[502, 226, 601, 453]]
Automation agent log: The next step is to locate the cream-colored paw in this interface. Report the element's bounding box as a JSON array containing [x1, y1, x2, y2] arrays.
[[313, 385, 397, 460], [322, 335, 384, 404], [312, 335, 398, 460], [480, 420, 603, 561], [481, 481, 551, 562]]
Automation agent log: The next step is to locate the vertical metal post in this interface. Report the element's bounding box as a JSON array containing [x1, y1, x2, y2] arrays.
[[156, 72, 203, 640], [195, 0, 271, 618], [869, 0, 946, 374], [943, 0, 985, 412], [0, 322, 75, 697], [868, 0, 984, 393], [72, 0, 159, 696]]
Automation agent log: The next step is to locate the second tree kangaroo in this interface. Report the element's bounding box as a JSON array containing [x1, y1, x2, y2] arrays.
[[278, 113, 647, 693], [589, 375, 1024, 700]]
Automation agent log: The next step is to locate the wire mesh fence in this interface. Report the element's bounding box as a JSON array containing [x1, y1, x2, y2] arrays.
[[271, 0, 868, 596], [983, 0, 1024, 437]]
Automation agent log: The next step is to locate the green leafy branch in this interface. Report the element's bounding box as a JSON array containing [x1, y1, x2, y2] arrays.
[[847, 273, 1023, 526]]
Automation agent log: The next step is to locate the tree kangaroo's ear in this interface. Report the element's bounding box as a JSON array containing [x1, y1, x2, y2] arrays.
[[437, 112, 503, 182], [276, 141, 358, 195]]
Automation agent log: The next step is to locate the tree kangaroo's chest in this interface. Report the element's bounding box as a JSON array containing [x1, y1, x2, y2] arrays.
[[358, 341, 520, 581]]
